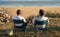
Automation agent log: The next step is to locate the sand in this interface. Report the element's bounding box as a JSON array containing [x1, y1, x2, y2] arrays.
[[0, 6, 60, 18]]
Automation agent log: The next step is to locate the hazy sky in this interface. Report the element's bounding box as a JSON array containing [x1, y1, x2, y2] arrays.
[[0, 0, 60, 1]]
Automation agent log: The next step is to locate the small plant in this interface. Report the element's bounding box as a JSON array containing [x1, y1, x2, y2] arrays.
[[26, 15, 35, 23], [45, 11, 60, 18]]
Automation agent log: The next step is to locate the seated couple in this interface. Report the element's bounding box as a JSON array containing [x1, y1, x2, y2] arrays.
[[8, 9, 49, 37], [13, 9, 49, 29]]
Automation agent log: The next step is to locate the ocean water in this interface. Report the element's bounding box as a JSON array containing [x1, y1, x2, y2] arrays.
[[0, 1, 60, 7]]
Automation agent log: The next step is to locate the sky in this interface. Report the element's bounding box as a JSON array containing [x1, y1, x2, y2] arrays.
[[0, 0, 60, 1]]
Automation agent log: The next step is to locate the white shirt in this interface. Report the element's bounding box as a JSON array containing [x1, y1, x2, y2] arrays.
[[13, 15, 25, 26], [34, 16, 49, 28]]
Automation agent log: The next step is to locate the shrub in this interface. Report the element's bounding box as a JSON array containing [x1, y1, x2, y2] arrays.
[[45, 11, 60, 18], [26, 15, 35, 23]]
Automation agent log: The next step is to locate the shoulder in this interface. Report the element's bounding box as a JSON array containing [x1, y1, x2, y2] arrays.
[[19, 16, 25, 20], [34, 16, 40, 20], [19, 16, 24, 19], [43, 16, 49, 20], [13, 16, 17, 19]]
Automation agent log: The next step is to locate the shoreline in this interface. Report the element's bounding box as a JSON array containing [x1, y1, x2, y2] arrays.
[[0, 6, 60, 7]]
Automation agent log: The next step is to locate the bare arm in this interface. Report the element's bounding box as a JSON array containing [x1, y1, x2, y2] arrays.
[[22, 17, 27, 23]]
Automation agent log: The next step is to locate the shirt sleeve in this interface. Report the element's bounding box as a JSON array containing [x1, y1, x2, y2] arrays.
[[46, 17, 49, 23], [22, 17, 26, 22], [33, 18, 36, 25], [48, 19, 49, 23]]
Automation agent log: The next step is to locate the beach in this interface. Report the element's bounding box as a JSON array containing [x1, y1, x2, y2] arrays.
[[0, 6, 60, 18], [0, 6, 60, 37]]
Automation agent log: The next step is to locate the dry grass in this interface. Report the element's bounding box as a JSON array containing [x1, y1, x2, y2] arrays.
[[0, 7, 60, 18], [0, 18, 60, 37], [0, 7, 60, 37]]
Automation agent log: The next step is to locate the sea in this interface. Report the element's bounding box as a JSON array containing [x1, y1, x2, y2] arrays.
[[0, 1, 60, 7]]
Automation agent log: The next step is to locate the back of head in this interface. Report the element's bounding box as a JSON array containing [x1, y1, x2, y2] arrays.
[[39, 9, 44, 16], [16, 10, 21, 15]]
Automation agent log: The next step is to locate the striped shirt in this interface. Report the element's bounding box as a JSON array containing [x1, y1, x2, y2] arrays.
[[34, 16, 49, 28], [13, 15, 25, 26]]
